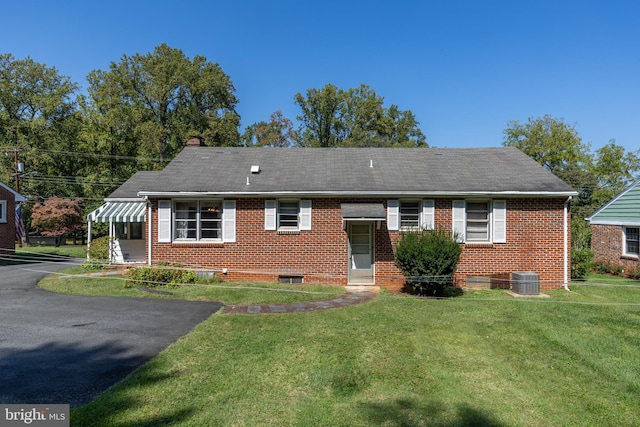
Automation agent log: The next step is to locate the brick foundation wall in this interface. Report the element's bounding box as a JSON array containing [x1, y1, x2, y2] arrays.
[[591, 224, 640, 271], [149, 197, 569, 290], [0, 186, 16, 255]]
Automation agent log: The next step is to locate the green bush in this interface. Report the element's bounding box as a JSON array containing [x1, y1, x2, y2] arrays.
[[125, 263, 198, 289], [571, 248, 594, 280], [88, 236, 110, 260], [394, 228, 462, 296]]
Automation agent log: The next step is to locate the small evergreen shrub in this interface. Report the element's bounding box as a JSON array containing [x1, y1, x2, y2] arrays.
[[571, 248, 594, 280], [125, 263, 198, 288], [394, 228, 462, 296]]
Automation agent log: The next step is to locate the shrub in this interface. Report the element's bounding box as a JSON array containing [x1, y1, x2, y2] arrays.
[[125, 263, 198, 289], [627, 266, 640, 280], [592, 260, 624, 276], [571, 248, 594, 280], [394, 228, 462, 296], [88, 236, 110, 261]]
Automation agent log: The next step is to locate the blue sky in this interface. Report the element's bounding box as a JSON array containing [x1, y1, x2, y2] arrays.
[[2, 1, 638, 152]]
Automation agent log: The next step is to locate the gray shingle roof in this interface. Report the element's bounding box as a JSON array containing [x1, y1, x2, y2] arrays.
[[115, 147, 576, 197]]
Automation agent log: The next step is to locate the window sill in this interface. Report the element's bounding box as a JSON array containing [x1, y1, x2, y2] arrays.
[[463, 242, 495, 248], [171, 241, 224, 248], [621, 255, 639, 260], [277, 229, 300, 235]]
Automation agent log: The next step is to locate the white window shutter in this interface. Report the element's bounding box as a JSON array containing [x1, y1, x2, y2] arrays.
[[452, 200, 466, 243], [387, 200, 399, 231], [421, 199, 435, 230], [222, 200, 236, 242], [157, 200, 172, 243], [265, 200, 276, 230], [299, 200, 312, 230], [493, 200, 507, 243]]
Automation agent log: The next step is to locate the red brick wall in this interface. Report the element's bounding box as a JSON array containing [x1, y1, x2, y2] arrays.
[[0, 186, 16, 255], [591, 224, 640, 271], [149, 197, 569, 290]]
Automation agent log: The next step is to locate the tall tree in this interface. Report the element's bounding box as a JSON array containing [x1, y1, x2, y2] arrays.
[[293, 84, 426, 147], [503, 115, 640, 218], [503, 115, 591, 176], [590, 140, 640, 208], [86, 44, 241, 167], [242, 110, 296, 147], [0, 53, 81, 196]]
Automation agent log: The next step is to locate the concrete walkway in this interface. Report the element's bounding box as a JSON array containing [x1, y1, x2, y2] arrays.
[[223, 287, 379, 314]]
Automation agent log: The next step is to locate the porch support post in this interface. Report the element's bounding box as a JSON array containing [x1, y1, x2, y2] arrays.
[[108, 220, 113, 264], [147, 202, 152, 266], [87, 220, 92, 261]]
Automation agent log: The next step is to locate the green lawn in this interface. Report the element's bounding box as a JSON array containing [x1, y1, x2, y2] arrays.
[[60, 276, 640, 426], [0, 244, 85, 265]]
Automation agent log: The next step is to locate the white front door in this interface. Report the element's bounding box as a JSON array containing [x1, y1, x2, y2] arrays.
[[348, 222, 374, 283]]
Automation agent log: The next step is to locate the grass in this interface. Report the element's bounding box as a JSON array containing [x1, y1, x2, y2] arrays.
[[60, 275, 640, 426], [39, 274, 346, 305]]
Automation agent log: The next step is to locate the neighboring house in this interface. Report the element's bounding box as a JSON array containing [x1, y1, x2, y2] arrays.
[[587, 180, 640, 271], [0, 181, 26, 254], [88, 140, 577, 290]]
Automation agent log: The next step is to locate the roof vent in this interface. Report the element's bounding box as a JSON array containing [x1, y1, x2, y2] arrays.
[[251, 165, 260, 174], [369, 159, 373, 168]]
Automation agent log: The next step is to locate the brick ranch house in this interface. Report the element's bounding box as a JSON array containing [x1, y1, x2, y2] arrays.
[[0, 181, 25, 255], [587, 179, 640, 271], [87, 142, 577, 291]]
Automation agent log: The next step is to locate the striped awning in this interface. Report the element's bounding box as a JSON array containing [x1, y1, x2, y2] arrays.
[[88, 201, 147, 223]]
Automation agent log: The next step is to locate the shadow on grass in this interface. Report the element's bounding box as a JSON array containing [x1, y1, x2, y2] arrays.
[[360, 398, 505, 427]]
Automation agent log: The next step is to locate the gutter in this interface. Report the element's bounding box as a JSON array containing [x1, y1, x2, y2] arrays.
[[137, 190, 579, 199]]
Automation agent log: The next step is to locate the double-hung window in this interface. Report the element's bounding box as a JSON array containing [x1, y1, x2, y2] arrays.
[[265, 200, 312, 231], [278, 201, 300, 229], [0, 200, 6, 223], [624, 227, 639, 257], [452, 200, 506, 243], [400, 201, 420, 229], [466, 201, 490, 242], [387, 200, 434, 231], [174, 200, 222, 241]]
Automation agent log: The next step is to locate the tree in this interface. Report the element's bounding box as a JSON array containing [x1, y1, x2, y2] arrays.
[[31, 197, 83, 242], [0, 53, 81, 196], [502, 115, 591, 176], [242, 110, 296, 147], [590, 140, 640, 208], [293, 83, 426, 147], [502, 115, 596, 217], [86, 44, 241, 166]]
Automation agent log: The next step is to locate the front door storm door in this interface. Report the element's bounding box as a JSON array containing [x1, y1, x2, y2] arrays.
[[348, 222, 374, 283]]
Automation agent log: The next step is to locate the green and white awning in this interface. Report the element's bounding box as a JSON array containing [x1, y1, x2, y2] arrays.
[[88, 201, 147, 223]]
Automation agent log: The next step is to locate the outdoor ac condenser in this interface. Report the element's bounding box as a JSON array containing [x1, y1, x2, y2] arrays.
[[511, 272, 540, 295]]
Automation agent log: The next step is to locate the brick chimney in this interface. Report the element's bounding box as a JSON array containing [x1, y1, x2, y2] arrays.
[[186, 136, 204, 146]]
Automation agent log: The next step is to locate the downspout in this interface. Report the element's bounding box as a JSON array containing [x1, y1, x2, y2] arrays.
[[563, 196, 572, 290], [146, 197, 152, 266]]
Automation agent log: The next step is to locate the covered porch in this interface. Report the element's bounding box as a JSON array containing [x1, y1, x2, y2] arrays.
[[87, 200, 148, 264]]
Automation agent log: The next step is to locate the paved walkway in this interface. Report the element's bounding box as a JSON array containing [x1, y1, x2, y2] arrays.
[[223, 287, 379, 314]]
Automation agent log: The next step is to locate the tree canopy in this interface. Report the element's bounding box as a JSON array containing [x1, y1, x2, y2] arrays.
[[86, 43, 241, 164], [293, 84, 426, 147], [503, 115, 640, 217]]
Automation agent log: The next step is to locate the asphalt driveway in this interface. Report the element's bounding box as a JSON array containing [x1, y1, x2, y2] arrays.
[[0, 260, 223, 407]]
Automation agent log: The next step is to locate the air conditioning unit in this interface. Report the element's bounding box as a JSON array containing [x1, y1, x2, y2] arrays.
[[512, 272, 539, 295]]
